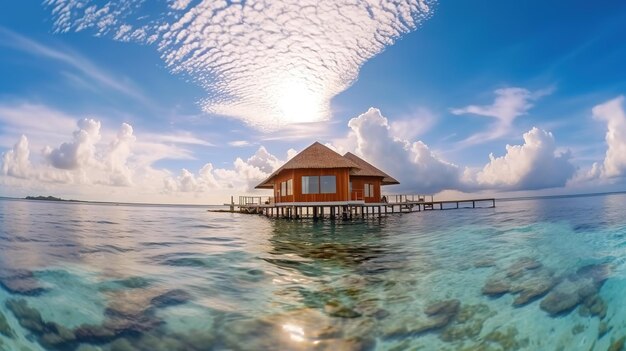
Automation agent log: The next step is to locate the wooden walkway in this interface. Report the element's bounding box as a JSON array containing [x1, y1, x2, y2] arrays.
[[224, 195, 496, 220]]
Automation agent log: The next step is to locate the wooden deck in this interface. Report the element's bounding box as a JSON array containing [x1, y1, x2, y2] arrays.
[[223, 195, 496, 220]]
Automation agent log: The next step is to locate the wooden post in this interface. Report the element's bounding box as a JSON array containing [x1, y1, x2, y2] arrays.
[[473, 201, 475, 208]]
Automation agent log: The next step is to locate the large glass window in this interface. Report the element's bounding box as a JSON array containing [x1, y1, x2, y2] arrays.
[[286, 179, 293, 196], [302, 176, 320, 194], [320, 175, 336, 194]]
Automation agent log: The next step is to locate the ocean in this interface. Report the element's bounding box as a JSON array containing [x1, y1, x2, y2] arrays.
[[0, 193, 625, 350]]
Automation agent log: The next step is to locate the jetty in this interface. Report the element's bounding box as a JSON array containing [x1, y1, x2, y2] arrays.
[[220, 141, 494, 219], [225, 194, 496, 219]]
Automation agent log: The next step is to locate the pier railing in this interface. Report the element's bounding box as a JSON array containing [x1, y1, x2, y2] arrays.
[[350, 190, 364, 201], [239, 196, 274, 206], [383, 194, 433, 203]]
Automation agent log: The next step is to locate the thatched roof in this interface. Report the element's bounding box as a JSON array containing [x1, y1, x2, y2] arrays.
[[255, 142, 360, 189], [343, 152, 400, 185]]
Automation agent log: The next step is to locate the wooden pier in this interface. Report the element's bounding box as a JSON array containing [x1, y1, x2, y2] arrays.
[[223, 195, 496, 220]]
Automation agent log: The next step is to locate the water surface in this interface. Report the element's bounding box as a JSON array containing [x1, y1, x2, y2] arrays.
[[1, 194, 625, 350]]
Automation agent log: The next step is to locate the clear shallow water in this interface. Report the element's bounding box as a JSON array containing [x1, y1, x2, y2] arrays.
[[0, 195, 626, 350]]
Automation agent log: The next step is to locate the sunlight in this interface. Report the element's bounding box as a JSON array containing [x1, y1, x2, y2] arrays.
[[282, 323, 306, 342], [276, 78, 324, 124]]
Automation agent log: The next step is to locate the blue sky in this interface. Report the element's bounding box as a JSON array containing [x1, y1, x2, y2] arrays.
[[1, 0, 626, 203]]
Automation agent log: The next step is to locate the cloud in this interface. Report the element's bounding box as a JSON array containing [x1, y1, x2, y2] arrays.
[[348, 107, 462, 193], [43, 0, 436, 129], [1, 135, 31, 178], [389, 107, 437, 140], [468, 127, 576, 191], [164, 164, 220, 194], [0, 27, 147, 103], [0, 113, 201, 190], [44, 118, 102, 170], [0, 113, 286, 202], [587, 96, 626, 179], [0, 102, 77, 149], [141, 131, 214, 147], [166, 145, 289, 193], [228, 140, 250, 147], [105, 123, 136, 186], [450, 87, 552, 144], [0, 104, 579, 203], [343, 107, 576, 194]]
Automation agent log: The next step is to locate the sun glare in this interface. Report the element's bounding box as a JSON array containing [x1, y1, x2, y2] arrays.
[[277, 78, 324, 124], [282, 323, 306, 342]]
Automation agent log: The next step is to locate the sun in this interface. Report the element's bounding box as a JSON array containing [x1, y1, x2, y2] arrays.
[[276, 78, 324, 124]]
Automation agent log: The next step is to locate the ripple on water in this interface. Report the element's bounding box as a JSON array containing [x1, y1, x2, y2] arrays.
[[1, 196, 626, 350]]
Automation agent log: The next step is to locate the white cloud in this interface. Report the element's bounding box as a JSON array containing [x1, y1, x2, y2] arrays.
[[451, 87, 552, 144], [348, 107, 462, 194], [0, 104, 580, 203], [142, 131, 214, 146], [244, 146, 281, 174], [105, 123, 136, 186], [1, 135, 31, 178], [0, 102, 77, 149], [588, 96, 626, 179], [165, 164, 220, 194], [342, 108, 576, 194], [43, 0, 436, 129], [0, 113, 213, 200], [469, 127, 575, 191], [44, 118, 102, 170], [228, 140, 250, 147], [389, 107, 436, 141]]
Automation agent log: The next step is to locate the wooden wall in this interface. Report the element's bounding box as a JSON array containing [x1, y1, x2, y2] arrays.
[[349, 176, 382, 203], [273, 168, 351, 202]]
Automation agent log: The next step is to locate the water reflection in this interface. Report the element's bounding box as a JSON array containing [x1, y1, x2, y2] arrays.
[[1, 196, 626, 350]]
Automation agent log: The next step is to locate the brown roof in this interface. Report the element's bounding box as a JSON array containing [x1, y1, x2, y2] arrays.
[[255, 142, 360, 189], [343, 152, 400, 185]]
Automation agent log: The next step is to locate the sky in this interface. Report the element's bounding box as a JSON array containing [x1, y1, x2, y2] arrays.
[[2, 0, 626, 204]]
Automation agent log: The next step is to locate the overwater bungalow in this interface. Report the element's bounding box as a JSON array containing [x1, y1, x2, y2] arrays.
[[254, 142, 397, 204], [231, 141, 495, 219]]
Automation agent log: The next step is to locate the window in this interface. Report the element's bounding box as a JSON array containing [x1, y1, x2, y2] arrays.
[[302, 176, 319, 194], [320, 175, 336, 194], [364, 183, 375, 197], [286, 179, 293, 196], [281, 181, 287, 197]]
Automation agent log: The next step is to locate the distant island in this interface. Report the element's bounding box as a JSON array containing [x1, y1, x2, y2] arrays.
[[25, 196, 80, 202]]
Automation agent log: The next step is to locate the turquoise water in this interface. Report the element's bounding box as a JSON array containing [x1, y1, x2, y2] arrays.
[[1, 194, 626, 350]]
